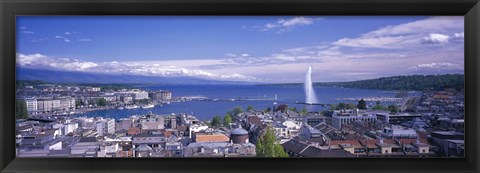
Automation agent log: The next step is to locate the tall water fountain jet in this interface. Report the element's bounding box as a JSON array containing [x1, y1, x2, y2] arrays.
[[304, 65, 319, 104]]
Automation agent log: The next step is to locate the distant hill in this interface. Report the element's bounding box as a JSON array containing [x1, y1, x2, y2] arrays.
[[265, 74, 464, 91], [16, 68, 253, 85]]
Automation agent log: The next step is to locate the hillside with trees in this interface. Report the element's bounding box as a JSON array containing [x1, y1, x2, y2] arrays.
[[316, 74, 464, 91], [266, 74, 464, 91]]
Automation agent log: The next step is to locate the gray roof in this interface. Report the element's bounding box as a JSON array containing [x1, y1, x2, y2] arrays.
[[136, 144, 153, 151], [230, 127, 248, 135], [79, 137, 97, 143]]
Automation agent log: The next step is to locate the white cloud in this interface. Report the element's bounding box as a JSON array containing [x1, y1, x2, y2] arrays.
[[78, 38, 92, 42], [409, 62, 462, 70], [22, 31, 35, 34], [20, 27, 34, 34], [65, 32, 71, 35], [333, 16, 463, 49], [55, 36, 71, 43], [422, 33, 450, 44], [225, 53, 237, 57], [454, 32, 464, 38], [278, 17, 314, 27], [257, 17, 320, 33], [241, 53, 250, 57], [16, 53, 256, 82], [17, 53, 98, 71]]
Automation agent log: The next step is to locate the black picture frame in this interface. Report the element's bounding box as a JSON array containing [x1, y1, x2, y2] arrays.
[[1, 0, 479, 173]]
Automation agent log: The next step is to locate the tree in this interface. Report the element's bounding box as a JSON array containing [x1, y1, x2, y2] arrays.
[[388, 104, 399, 113], [276, 104, 288, 113], [255, 126, 289, 157], [15, 99, 28, 119], [346, 103, 356, 109], [96, 98, 107, 106], [211, 115, 222, 128], [247, 105, 254, 112], [357, 99, 367, 109], [372, 101, 387, 110], [232, 106, 244, 116], [300, 107, 308, 115], [337, 102, 347, 110], [289, 107, 298, 113], [223, 113, 232, 126], [264, 107, 272, 112]]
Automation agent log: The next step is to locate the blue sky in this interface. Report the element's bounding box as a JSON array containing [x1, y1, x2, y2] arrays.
[[16, 16, 464, 83]]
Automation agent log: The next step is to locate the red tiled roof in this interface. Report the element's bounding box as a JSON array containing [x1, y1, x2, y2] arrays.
[[163, 131, 172, 138], [127, 127, 141, 135], [195, 134, 229, 142], [330, 140, 362, 147]]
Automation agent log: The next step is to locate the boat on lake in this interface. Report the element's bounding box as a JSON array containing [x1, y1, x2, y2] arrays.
[[125, 105, 139, 109], [141, 104, 155, 109]]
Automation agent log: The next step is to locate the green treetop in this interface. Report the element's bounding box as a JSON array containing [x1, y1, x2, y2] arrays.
[[255, 126, 289, 157], [16, 99, 29, 119], [211, 115, 222, 128], [232, 106, 244, 116], [223, 113, 232, 127], [357, 99, 367, 109]]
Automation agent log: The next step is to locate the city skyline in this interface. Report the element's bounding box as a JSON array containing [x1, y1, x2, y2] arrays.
[[16, 16, 464, 83]]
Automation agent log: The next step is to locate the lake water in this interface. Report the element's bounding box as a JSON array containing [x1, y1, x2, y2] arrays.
[[78, 85, 416, 121]]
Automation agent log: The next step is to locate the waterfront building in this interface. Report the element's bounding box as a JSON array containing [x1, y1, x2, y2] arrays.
[[148, 92, 162, 100], [59, 96, 76, 110], [119, 95, 133, 104], [129, 90, 149, 100], [332, 109, 377, 130], [160, 90, 172, 100], [36, 98, 54, 112], [25, 98, 38, 113]]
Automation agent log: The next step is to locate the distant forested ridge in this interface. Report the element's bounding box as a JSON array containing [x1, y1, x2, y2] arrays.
[[267, 74, 464, 91]]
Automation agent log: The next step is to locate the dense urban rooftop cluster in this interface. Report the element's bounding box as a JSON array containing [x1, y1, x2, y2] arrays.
[[15, 83, 464, 158]]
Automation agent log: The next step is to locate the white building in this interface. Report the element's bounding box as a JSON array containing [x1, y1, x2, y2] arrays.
[[129, 90, 149, 100], [37, 99, 53, 112], [59, 97, 76, 110], [380, 126, 417, 139], [96, 119, 116, 136], [332, 109, 377, 129], [25, 99, 38, 113], [189, 124, 209, 138]]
